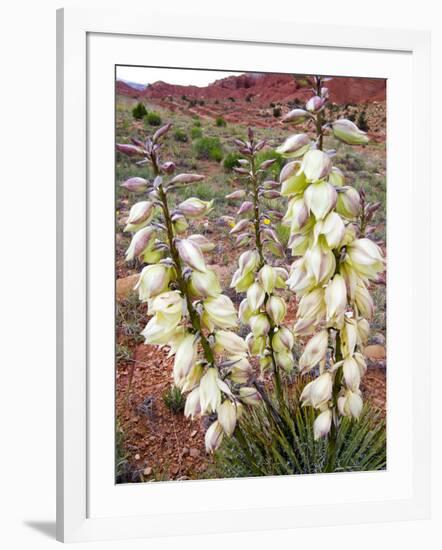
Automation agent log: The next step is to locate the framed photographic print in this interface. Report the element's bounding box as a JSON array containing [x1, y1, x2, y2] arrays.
[[56, 7, 431, 543]]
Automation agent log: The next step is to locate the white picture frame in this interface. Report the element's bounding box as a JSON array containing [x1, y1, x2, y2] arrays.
[[56, 7, 431, 543]]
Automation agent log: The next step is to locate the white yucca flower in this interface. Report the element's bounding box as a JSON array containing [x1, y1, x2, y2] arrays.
[[205, 420, 224, 453], [299, 330, 329, 372], [176, 238, 207, 272], [276, 133, 311, 158], [332, 119, 369, 145], [337, 389, 363, 418], [304, 180, 337, 220], [313, 409, 332, 440], [217, 400, 237, 437], [325, 274, 347, 325], [125, 226, 156, 262], [199, 368, 222, 414], [135, 264, 172, 301], [247, 282, 266, 312], [266, 295, 287, 325], [124, 200, 155, 232], [202, 294, 237, 330], [189, 268, 222, 298], [279, 160, 309, 196], [214, 330, 248, 356], [184, 386, 201, 419], [346, 238, 384, 280], [173, 333, 198, 387], [178, 197, 214, 218], [258, 264, 277, 294], [301, 149, 332, 182], [300, 372, 333, 409]]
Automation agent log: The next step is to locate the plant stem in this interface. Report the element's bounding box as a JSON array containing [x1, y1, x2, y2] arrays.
[[324, 332, 343, 472], [315, 76, 324, 151]]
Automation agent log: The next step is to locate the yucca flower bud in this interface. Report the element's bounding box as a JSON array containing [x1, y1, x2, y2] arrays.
[[217, 400, 237, 436], [178, 197, 214, 218], [238, 250, 260, 274], [249, 314, 271, 337], [225, 189, 246, 200], [315, 211, 345, 248], [124, 201, 155, 231], [332, 119, 369, 145], [300, 372, 333, 408], [141, 310, 181, 345], [346, 238, 384, 280], [328, 166, 345, 187], [230, 268, 255, 292], [230, 357, 253, 384], [173, 333, 198, 387], [299, 330, 329, 372], [135, 264, 173, 301], [214, 330, 248, 357], [181, 362, 204, 392], [189, 268, 221, 298], [279, 160, 309, 196], [199, 368, 222, 414], [304, 242, 336, 285], [247, 333, 268, 356], [125, 226, 156, 262], [238, 298, 253, 324], [176, 239, 207, 272], [325, 274, 347, 324], [238, 201, 254, 215], [205, 420, 224, 453], [275, 350, 295, 371], [258, 264, 277, 294], [282, 108, 311, 124], [272, 326, 294, 353], [304, 180, 337, 219], [313, 409, 332, 440], [247, 282, 266, 312], [202, 294, 237, 330], [306, 95, 325, 113], [171, 213, 188, 234], [276, 133, 311, 158], [187, 234, 216, 252], [301, 149, 333, 182], [338, 389, 363, 418], [169, 173, 205, 185], [117, 144, 146, 158], [336, 187, 361, 219], [184, 387, 201, 419], [260, 355, 273, 372], [266, 296, 287, 325], [283, 197, 309, 231], [339, 261, 359, 301], [120, 176, 149, 192], [342, 356, 361, 391], [239, 386, 261, 405], [341, 318, 358, 358], [161, 161, 176, 174], [354, 282, 374, 319], [274, 267, 289, 289], [229, 218, 251, 235]]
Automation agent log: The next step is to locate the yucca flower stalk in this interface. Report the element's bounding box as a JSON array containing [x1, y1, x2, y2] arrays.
[[117, 126, 259, 454], [226, 128, 295, 406], [279, 76, 384, 471]]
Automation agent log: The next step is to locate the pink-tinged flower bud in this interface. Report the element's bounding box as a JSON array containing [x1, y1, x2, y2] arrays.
[[272, 326, 294, 352], [238, 250, 260, 274], [313, 409, 332, 440], [125, 226, 156, 261], [261, 190, 281, 200], [202, 295, 237, 330], [258, 264, 277, 294], [176, 239, 207, 272], [170, 173, 205, 185], [217, 400, 237, 436], [173, 333, 198, 387], [299, 330, 329, 372], [328, 166, 345, 187], [282, 108, 311, 125], [304, 180, 337, 220], [214, 330, 248, 357], [249, 314, 271, 337], [284, 197, 309, 231], [187, 234, 215, 252], [116, 143, 145, 157], [189, 268, 221, 298], [239, 386, 261, 405], [275, 350, 295, 371], [325, 274, 347, 326], [230, 358, 253, 384], [306, 95, 325, 113], [229, 218, 251, 235], [178, 197, 213, 218], [184, 387, 201, 419], [336, 187, 361, 219], [266, 296, 286, 325], [332, 119, 369, 145], [247, 282, 265, 311], [199, 368, 221, 414], [135, 264, 172, 301], [120, 176, 149, 192], [320, 87, 329, 100], [171, 213, 188, 234], [237, 201, 253, 215], [161, 161, 176, 174], [152, 123, 172, 143], [300, 372, 333, 408], [343, 356, 361, 391], [305, 243, 336, 285], [124, 201, 156, 231], [338, 389, 363, 418], [205, 420, 224, 453], [302, 149, 333, 182], [346, 238, 384, 280], [225, 189, 246, 200], [276, 134, 311, 158], [260, 158, 277, 169], [354, 282, 374, 319]]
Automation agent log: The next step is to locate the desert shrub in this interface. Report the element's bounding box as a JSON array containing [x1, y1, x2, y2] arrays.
[[190, 126, 203, 139], [181, 94, 187, 101], [269, 102, 276, 108], [213, 379, 386, 478], [199, 100, 205, 106], [132, 102, 147, 120], [223, 151, 242, 172], [214, 99, 219, 105], [174, 128, 188, 142], [215, 116, 227, 127], [193, 137, 223, 162], [162, 385, 186, 413], [357, 110, 369, 131], [273, 106, 282, 118], [245, 94, 253, 103], [193, 118, 202, 127], [255, 148, 285, 178], [228, 97, 235, 102], [189, 99, 198, 107], [144, 112, 162, 126]]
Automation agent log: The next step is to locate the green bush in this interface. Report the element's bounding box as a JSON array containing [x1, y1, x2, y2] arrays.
[[357, 110, 369, 131], [190, 126, 203, 139], [144, 112, 162, 126], [213, 378, 386, 478], [193, 118, 202, 127], [132, 102, 147, 120], [174, 128, 188, 142], [273, 106, 282, 118], [193, 137, 223, 162], [215, 116, 227, 127], [162, 385, 185, 413], [223, 151, 242, 172]]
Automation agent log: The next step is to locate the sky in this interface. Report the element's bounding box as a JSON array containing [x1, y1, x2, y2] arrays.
[[116, 66, 243, 87]]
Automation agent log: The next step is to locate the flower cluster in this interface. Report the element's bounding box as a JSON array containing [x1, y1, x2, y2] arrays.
[[226, 129, 295, 393], [278, 76, 384, 442], [117, 126, 259, 453]]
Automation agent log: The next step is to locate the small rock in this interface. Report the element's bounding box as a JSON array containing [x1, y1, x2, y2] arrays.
[[190, 430, 198, 438], [143, 466, 152, 476], [372, 332, 386, 345], [170, 465, 180, 475], [189, 448, 200, 458], [364, 345, 386, 361], [116, 273, 139, 302], [134, 453, 140, 460], [181, 447, 189, 457]]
